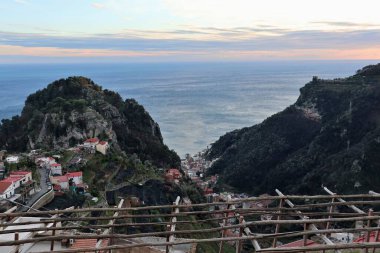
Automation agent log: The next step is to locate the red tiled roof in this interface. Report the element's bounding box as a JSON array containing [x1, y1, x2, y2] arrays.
[[67, 171, 83, 178], [51, 163, 61, 167], [53, 184, 62, 191], [52, 176, 68, 183], [0, 181, 13, 194], [85, 138, 99, 143], [98, 141, 108, 145], [2, 176, 23, 182], [355, 232, 379, 243], [279, 239, 319, 248], [70, 238, 108, 252]]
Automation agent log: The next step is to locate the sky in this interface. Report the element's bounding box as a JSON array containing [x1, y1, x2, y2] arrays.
[[1, 0, 380, 62]]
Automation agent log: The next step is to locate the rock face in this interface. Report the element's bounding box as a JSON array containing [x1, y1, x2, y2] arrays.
[[206, 64, 380, 195], [0, 77, 179, 167]]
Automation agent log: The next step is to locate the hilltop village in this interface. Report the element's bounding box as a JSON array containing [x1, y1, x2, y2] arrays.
[[0, 137, 111, 211]]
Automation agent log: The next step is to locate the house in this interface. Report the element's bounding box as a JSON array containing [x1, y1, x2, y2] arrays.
[[10, 171, 32, 183], [70, 238, 108, 253], [51, 163, 63, 175], [35, 157, 56, 168], [51, 171, 83, 191], [331, 233, 354, 243], [5, 156, 19, 164], [83, 138, 99, 149], [166, 169, 181, 179], [2, 176, 24, 189], [96, 141, 109, 155], [51, 176, 69, 190], [0, 181, 15, 199], [66, 171, 83, 185]]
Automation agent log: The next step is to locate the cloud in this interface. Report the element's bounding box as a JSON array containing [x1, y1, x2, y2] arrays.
[[13, 0, 28, 4], [92, 3, 106, 9], [312, 21, 380, 28], [1, 28, 380, 51], [1, 27, 380, 61]]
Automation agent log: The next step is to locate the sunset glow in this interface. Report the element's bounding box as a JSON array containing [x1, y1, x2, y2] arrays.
[[1, 0, 380, 62]]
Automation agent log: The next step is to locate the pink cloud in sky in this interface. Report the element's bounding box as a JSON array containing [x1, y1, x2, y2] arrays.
[[1, 44, 380, 61]]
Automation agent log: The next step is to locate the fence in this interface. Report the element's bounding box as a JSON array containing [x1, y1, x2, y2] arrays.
[[1, 187, 380, 253]]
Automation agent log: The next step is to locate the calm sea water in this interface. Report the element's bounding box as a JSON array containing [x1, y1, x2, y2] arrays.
[[0, 61, 377, 157]]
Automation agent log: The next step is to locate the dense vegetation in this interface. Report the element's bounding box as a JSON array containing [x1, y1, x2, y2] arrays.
[[0, 76, 180, 168], [207, 63, 380, 195]]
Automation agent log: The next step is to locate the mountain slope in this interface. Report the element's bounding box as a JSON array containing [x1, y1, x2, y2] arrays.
[[0, 76, 179, 168], [207, 64, 380, 195]]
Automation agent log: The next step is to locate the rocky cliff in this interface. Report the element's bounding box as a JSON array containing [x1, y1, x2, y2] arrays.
[[206, 63, 380, 195], [0, 76, 179, 168]]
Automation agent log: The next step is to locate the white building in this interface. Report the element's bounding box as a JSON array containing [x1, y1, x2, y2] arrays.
[[83, 138, 99, 149], [66, 172, 83, 185], [50, 163, 62, 175], [0, 181, 15, 199], [51, 176, 69, 190], [5, 156, 19, 164], [331, 233, 354, 243], [96, 141, 109, 155]]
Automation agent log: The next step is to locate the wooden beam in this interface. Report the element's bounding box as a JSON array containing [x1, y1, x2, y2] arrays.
[[168, 196, 180, 253], [275, 189, 338, 250], [226, 195, 262, 252], [273, 198, 283, 247], [323, 187, 365, 214]]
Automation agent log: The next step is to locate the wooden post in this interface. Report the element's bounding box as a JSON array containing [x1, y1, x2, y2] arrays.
[[236, 215, 244, 253], [303, 222, 308, 253], [272, 199, 283, 247], [373, 227, 380, 253], [365, 209, 373, 253], [326, 197, 335, 232], [219, 203, 231, 253], [168, 196, 180, 253], [50, 221, 56, 251], [166, 224, 170, 253], [323, 196, 335, 253], [276, 189, 340, 253], [15, 232, 19, 253]]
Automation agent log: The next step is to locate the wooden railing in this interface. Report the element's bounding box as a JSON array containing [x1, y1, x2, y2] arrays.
[[1, 188, 380, 253]]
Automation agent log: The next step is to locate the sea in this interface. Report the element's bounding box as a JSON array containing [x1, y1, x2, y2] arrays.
[[0, 60, 377, 157]]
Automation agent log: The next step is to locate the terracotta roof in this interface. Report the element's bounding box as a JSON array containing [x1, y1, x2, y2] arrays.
[[51, 163, 61, 167], [2, 176, 23, 182], [355, 232, 379, 243], [70, 238, 108, 252], [0, 181, 13, 194], [52, 176, 68, 183], [85, 138, 99, 143], [53, 184, 62, 191], [67, 171, 83, 178], [98, 141, 108, 145]]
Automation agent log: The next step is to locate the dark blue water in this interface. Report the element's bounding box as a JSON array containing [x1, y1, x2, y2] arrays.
[[0, 61, 377, 156]]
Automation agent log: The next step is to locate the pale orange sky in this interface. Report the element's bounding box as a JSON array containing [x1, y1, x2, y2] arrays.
[[1, 0, 380, 61]]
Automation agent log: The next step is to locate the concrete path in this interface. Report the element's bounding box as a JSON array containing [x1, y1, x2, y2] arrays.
[[19, 168, 50, 212]]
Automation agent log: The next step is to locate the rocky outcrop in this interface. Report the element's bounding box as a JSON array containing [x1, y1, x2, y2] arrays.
[[0, 76, 180, 168], [207, 63, 380, 195]]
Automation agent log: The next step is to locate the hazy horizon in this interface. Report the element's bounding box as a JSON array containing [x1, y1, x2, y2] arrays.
[[1, 0, 380, 62]]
